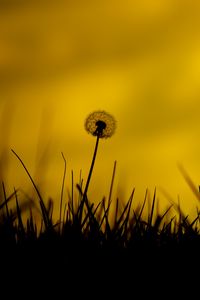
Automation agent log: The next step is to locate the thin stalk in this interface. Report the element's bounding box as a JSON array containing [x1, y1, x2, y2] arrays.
[[11, 149, 50, 230], [82, 135, 100, 201], [108, 160, 117, 205]]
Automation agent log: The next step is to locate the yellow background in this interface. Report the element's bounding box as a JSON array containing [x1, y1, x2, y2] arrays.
[[0, 0, 200, 220]]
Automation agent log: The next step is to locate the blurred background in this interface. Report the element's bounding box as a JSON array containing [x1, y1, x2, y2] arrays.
[[0, 0, 200, 220]]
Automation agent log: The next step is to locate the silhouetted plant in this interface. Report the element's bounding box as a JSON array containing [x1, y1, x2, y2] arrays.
[[0, 111, 199, 294], [78, 111, 116, 223]]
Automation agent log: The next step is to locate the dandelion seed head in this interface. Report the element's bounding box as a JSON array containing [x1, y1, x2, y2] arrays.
[[85, 110, 116, 138]]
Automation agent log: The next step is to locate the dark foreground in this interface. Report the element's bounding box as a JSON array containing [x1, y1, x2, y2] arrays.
[[1, 222, 199, 298], [0, 187, 199, 298]]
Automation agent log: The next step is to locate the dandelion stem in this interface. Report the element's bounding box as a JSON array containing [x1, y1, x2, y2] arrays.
[[83, 135, 100, 201]]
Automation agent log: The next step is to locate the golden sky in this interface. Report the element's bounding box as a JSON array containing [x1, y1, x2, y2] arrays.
[[1, 0, 200, 219]]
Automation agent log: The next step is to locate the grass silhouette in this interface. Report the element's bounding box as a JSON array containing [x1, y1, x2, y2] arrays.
[[1, 153, 199, 250], [0, 151, 199, 296]]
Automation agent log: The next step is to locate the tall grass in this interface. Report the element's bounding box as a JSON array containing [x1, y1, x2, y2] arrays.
[[0, 151, 199, 253], [0, 152, 199, 296]]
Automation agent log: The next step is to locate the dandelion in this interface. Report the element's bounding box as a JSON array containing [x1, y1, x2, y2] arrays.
[[82, 111, 116, 206], [85, 110, 116, 138]]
